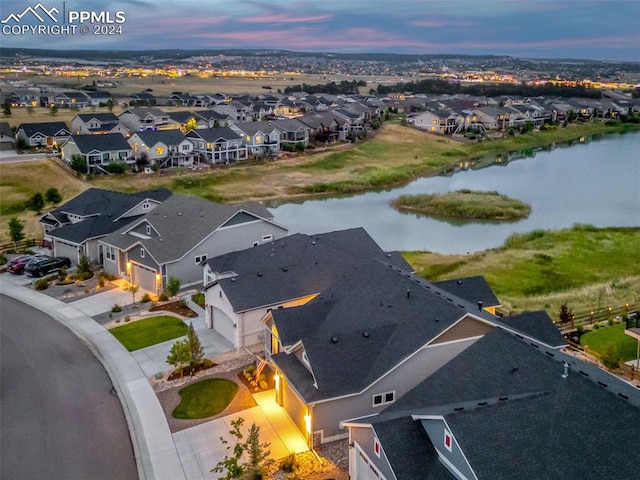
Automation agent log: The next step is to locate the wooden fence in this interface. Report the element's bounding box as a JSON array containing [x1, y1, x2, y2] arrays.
[[0, 238, 46, 254], [556, 302, 640, 333]]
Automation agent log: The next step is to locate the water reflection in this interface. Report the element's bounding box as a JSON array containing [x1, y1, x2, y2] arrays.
[[269, 132, 640, 254]]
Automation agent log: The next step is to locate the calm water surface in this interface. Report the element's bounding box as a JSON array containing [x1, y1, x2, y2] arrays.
[[269, 132, 640, 254]]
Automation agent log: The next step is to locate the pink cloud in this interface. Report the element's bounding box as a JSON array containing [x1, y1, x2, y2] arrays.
[[409, 19, 477, 27], [239, 13, 333, 24]]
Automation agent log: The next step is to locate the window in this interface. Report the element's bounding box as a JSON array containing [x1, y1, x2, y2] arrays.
[[156, 146, 164, 155], [146, 225, 151, 235], [105, 245, 116, 261], [373, 437, 381, 458], [142, 202, 149, 210], [444, 430, 453, 452], [195, 254, 207, 265], [372, 391, 395, 407], [140, 247, 145, 258], [262, 234, 273, 242]]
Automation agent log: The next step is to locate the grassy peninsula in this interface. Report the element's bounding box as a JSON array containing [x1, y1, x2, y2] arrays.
[[402, 225, 640, 319], [391, 190, 531, 220]]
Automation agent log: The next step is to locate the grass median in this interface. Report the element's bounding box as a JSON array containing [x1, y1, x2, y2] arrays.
[[109, 315, 188, 351], [172, 378, 239, 419]]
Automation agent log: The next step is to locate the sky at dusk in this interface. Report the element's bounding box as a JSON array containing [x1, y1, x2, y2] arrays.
[[1, 0, 639, 61]]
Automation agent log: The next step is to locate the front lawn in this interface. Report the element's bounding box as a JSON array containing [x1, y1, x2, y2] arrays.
[[109, 315, 188, 351], [580, 322, 639, 362], [172, 378, 238, 419]]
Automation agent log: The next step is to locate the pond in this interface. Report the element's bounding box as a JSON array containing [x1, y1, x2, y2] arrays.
[[269, 131, 640, 254]]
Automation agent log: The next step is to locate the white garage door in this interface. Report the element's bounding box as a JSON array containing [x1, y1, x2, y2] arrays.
[[130, 262, 157, 292], [211, 307, 235, 344], [355, 445, 386, 480]]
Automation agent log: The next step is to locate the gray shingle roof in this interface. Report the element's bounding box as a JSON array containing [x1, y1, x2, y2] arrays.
[[18, 122, 70, 137], [433, 275, 500, 308], [206, 228, 411, 313], [68, 133, 131, 153], [103, 195, 275, 265], [496, 310, 566, 348], [366, 328, 640, 479], [187, 127, 241, 142], [76, 113, 118, 122], [133, 129, 189, 146], [232, 121, 278, 136]]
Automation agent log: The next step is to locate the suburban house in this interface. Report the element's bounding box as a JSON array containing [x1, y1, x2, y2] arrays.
[[186, 127, 248, 164], [269, 118, 310, 149], [16, 121, 71, 148], [118, 107, 174, 132], [194, 109, 233, 128], [84, 91, 113, 107], [166, 111, 208, 131], [168, 93, 194, 107], [408, 110, 458, 134], [344, 327, 640, 480], [298, 112, 349, 144], [7, 88, 40, 107], [0, 122, 14, 150], [39, 188, 172, 264], [61, 133, 133, 173], [202, 227, 569, 450], [128, 92, 156, 106], [212, 100, 254, 122], [472, 106, 512, 130], [230, 121, 280, 157], [202, 228, 411, 350], [128, 130, 198, 168], [53, 91, 90, 109], [100, 195, 288, 293], [71, 113, 128, 135]]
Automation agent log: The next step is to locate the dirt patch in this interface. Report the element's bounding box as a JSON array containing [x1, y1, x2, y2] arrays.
[[39, 275, 116, 302]]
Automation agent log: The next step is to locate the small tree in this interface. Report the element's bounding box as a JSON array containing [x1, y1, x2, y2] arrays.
[[559, 304, 574, 324], [2, 102, 11, 117], [76, 255, 92, 277], [15, 136, 28, 153], [135, 152, 149, 172], [166, 339, 190, 376], [106, 99, 114, 112], [124, 282, 139, 308], [26, 192, 45, 213], [71, 154, 88, 174], [165, 276, 181, 299], [26, 105, 34, 117], [50, 105, 58, 116], [601, 345, 621, 370], [244, 423, 272, 479], [186, 322, 204, 373], [45, 187, 62, 205], [8, 217, 25, 251], [212, 418, 247, 479]]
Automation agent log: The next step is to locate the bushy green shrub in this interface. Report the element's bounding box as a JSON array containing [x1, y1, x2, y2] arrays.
[[0, 254, 6, 265], [105, 161, 128, 174], [280, 453, 298, 473], [191, 292, 205, 308], [158, 292, 169, 302], [34, 276, 50, 290], [111, 304, 122, 313], [140, 293, 152, 303]]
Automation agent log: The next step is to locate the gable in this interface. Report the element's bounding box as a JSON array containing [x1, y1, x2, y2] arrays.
[[430, 315, 493, 346], [221, 211, 261, 228]]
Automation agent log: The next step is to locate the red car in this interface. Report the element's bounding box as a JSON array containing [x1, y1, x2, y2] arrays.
[[6, 255, 47, 275]]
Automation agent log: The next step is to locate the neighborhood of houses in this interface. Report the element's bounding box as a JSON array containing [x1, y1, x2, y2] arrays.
[[34, 186, 640, 479], [2, 86, 639, 174]]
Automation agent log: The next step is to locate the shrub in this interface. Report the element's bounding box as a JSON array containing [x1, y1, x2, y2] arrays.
[[259, 380, 268, 390], [58, 266, 67, 281], [601, 345, 621, 370], [34, 276, 50, 290], [158, 292, 169, 302], [105, 161, 128, 174], [124, 316, 131, 323], [140, 293, 152, 303], [70, 154, 88, 174], [178, 299, 188, 308], [98, 276, 105, 288], [280, 453, 298, 473], [245, 365, 256, 374], [112, 304, 123, 313], [191, 292, 205, 308], [0, 254, 6, 265], [576, 324, 584, 333], [73, 271, 93, 281], [77, 255, 92, 275]]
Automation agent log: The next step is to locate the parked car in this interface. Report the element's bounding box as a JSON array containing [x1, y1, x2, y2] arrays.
[[6, 255, 48, 275], [24, 256, 71, 278]]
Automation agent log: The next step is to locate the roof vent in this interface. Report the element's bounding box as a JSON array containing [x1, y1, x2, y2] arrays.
[[282, 267, 288, 272], [231, 277, 236, 282], [562, 362, 569, 379], [331, 336, 338, 343], [163, 215, 168, 219], [257, 272, 262, 277], [477, 300, 483, 311], [362, 331, 370, 338], [406, 289, 411, 298], [457, 279, 463, 285], [311, 241, 316, 245], [510, 365, 519, 373], [178, 212, 182, 216]]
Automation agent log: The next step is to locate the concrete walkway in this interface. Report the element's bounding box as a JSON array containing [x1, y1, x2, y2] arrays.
[[0, 274, 309, 479]]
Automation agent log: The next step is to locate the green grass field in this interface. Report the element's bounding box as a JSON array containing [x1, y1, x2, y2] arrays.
[[172, 378, 239, 419], [403, 226, 640, 318], [580, 323, 639, 362], [391, 190, 530, 220], [109, 315, 188, 351]]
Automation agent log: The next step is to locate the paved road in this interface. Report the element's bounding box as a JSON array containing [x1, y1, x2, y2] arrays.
[[0, 294, 139, 480]]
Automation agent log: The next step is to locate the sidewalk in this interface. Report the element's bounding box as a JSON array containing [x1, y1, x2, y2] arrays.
[[0, 274, 187, 480]]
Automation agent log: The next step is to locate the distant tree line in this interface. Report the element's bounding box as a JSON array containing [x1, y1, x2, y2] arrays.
[[284, 80, 366, 95], [375, 79, 602, 99]]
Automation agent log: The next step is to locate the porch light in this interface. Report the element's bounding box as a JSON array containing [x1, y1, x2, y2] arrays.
[[304, 414, 311, 433], [156, 273, 161, 283], [274, 374, 280, 389], [126, 261, 131, 273]]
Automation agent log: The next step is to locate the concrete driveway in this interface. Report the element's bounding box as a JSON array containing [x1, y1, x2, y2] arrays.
[[68, 279, 155, 317], [173, 392, 308, 480]]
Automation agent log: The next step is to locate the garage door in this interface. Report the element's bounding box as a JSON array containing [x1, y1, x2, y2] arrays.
[[130, 262, 157, 292], [282, 380, 307, 437], [211, 307, 235, 344], [355, 445, 386, 480]]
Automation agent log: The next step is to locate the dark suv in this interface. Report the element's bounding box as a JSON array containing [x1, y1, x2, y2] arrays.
[[6, 254, 48, 275], [24, 256, 71, 277]]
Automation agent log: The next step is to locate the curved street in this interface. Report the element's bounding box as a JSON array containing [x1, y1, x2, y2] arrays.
[[0, 294, 138, 480]]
